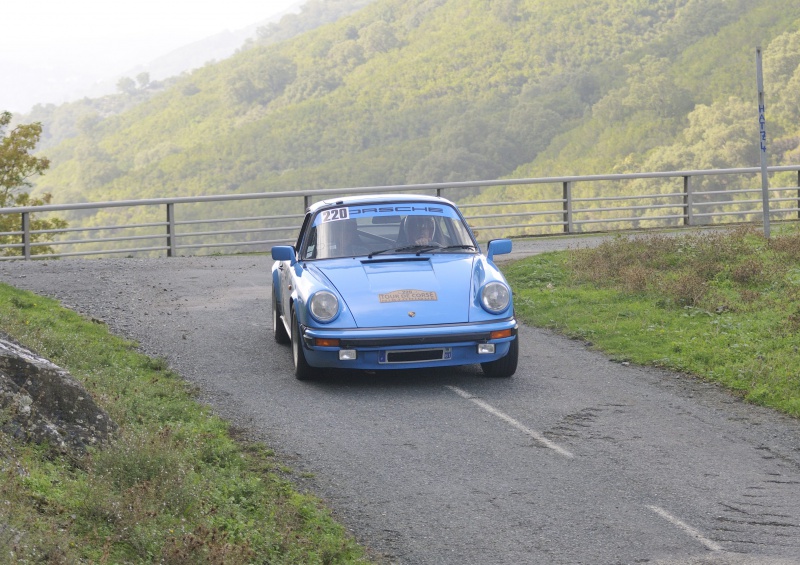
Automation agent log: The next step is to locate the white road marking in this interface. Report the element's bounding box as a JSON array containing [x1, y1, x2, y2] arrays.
[[445, 385, 574, 459], [446, 387, 725, 552], [647, 505, 724, 552]]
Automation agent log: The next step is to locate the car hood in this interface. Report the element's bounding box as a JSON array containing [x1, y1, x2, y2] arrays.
[[311, 255, 475, 327]]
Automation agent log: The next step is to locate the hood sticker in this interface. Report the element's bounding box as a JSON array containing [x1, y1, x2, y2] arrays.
[[379, 289, 438, 303]]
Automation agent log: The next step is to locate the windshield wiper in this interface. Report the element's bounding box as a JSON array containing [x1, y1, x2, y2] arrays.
[[440, 245, 477, 251], [367, 245, 420, 258], [412, 245, 443, 255], [367, 244, 477, 258]]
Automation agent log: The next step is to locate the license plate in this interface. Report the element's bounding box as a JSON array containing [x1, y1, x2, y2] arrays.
[[379, 348, 452, 364]]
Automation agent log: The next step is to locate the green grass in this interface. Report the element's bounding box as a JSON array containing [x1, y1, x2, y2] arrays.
[[0, 287, 372, 564], [504, 224, 800, 417]]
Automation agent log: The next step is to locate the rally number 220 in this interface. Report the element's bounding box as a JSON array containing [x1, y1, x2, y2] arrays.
[[320, 208, 349, 222]]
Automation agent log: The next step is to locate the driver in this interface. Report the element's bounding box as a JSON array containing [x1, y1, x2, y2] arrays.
[[405, 215, 436, 246]]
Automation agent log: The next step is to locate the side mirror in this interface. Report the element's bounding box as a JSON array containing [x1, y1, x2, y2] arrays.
[[487, 239, 512, 262], [271, 245, 296, 265]]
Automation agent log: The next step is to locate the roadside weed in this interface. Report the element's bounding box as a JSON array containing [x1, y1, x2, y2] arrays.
[[505, 225, 800, 417]]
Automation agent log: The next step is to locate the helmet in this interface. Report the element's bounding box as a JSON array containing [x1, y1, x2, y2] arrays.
[[407, 215, 435, 237]]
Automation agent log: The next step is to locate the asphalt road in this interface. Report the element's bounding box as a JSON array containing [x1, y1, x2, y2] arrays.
[[2, 237, 800, 564]]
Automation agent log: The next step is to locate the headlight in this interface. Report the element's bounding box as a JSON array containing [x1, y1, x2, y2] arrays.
[[480, 282, 510, 313], [309, 291, 339, 322]]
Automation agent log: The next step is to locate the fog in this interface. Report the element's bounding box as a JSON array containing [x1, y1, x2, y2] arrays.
[[1, 0, 301, 114]]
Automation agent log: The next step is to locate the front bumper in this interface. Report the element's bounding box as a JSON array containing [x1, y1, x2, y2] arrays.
[[300, 319, 518, 370]]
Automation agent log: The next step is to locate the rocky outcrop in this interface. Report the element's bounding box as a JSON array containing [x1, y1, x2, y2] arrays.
[[0, 336, 116, 454]]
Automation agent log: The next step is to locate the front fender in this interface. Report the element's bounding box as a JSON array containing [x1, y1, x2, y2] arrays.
[[271, 264, 282, 295], [469, 255, 513, 320], [288, 262, 357, 329]]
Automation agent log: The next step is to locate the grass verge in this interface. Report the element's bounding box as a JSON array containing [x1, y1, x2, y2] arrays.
[[0, 286, 372, 564], [504, 224, 800, 418]]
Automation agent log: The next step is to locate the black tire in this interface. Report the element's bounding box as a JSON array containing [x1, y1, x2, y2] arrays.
[[481, 335, 518, 378], [291, 309, 315, 380], [272, 289, 290, 345]]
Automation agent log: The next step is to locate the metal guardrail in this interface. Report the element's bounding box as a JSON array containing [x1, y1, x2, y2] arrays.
[[1, 165, 799, 260]]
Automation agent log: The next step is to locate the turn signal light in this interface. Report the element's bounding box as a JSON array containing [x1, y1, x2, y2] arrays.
[[490, 329, 513, 339], [315, 338, 340, 347]]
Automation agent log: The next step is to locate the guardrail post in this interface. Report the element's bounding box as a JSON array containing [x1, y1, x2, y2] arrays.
[[166, 203, 176, 257], [304, 195, 312, 210], [22, 212, 31, 260], [562, 181, 573, 234], [683, 175, 693, 226]]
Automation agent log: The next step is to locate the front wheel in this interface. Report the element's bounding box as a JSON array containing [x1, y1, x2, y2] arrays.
[[291, 310, 315, 380], [481, 336, 518, 378]]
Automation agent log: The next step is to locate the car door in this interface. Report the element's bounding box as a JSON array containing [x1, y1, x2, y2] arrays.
[[280, 213, 312, 324]]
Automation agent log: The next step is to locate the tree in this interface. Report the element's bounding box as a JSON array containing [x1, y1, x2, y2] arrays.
[[225, 55, 297, 105], [116, 76, 137, 95], [358, 21, 399, 56], [1, 111, 50, 194], [0, 111, 67, 256], [136, 72, 151, 89]]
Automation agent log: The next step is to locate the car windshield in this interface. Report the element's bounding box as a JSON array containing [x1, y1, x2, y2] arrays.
[[300, 203, 477, 260]]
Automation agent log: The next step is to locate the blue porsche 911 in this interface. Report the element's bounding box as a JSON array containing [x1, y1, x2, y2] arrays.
[[271, 194, 519, 379]]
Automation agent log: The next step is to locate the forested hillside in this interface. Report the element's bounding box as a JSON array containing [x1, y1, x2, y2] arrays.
[[20, 0, 376, 153], [23, 0, 800, 236]]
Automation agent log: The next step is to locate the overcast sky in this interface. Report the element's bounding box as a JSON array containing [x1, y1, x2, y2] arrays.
[[2, 0, 301, 113]]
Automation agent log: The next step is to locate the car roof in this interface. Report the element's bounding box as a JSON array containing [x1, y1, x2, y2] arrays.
[[306, 193, 453, 214]]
